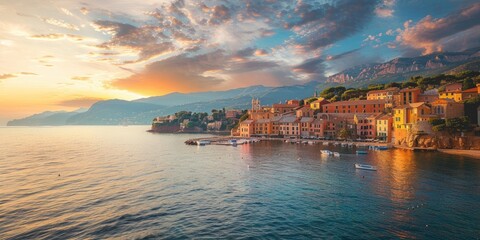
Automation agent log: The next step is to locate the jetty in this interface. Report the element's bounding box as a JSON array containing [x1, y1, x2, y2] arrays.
[[185, 136, 390, 148]]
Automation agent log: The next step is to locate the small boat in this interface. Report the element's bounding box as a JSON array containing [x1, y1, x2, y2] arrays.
[[323, 142, 329, 146], [341, 143, 348, 147], [196, 140, 210, 146], [307, 141, 315, 145], [229, 139, 237, 146], [356, 150, 368, 154], [333, 152, 340, 157], [321, 150, 333, 155], [355, 163, 377, 171]]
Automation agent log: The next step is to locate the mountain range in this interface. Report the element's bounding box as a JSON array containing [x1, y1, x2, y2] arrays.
[[8, 48, 480, 126], [327, 47, 480, 87]]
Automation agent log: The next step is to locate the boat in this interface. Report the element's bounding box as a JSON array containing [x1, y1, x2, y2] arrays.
[[355, 163, 377, 171], [229, 139, 238, 146], [307, 141, 315, 145], [333, 152, 340, 157], [323, 142, 329, 146], [356, 150, 368, 154], [321, 150, 333, 155], [196, 140, 211, 146], [341, 143, 348, 147]]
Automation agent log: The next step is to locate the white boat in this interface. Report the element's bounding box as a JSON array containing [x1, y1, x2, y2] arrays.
[[196, 140, 210, 146], [307, 141, 315, 145], [323, 142, 329, 146], [355, 163, 377, 171], [333, 152, 340, 157], [321, 150, 333, 155], [341, 143, 348, 147]]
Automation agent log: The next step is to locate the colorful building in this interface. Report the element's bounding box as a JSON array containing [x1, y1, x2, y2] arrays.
[[309, 98, 330, 110], [397, 88, 421, 106], [376, 114, 393, 142], [322, 100, 386, 114], [431, 99, 464, 119]]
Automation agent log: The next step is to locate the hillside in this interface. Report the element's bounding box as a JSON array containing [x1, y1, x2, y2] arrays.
[[327, 48, 480, 85]]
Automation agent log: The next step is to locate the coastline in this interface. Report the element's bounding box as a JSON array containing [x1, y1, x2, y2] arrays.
[[438, 149, 480, 159]]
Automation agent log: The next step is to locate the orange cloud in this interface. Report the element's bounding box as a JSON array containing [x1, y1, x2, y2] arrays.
[[396, 3, 480, 54]]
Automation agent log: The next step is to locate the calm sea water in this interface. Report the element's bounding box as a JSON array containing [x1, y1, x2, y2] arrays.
[[0, 126, 479, 239]]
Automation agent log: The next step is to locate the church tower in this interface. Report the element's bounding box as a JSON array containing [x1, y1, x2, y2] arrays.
[[251, 98, 261, 111]]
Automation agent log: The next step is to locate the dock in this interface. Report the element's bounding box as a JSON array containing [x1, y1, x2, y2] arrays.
[[185, 136, 390, 148]]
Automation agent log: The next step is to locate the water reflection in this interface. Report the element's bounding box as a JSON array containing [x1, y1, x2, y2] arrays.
[[0, 127, 479, 239]]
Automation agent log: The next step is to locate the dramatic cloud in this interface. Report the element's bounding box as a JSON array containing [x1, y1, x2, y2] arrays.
[[289, 0, 378, 50], [396, 2, 480, 54], [93, 20, 174, 62], [57, 97, 105, 107], [110, 48, 296, 95]]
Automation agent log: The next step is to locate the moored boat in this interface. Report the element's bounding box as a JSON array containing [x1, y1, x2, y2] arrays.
[[356, 150, 368, 154], [321, 150, 333, 155], [333, 152, 340, 157], [355, 163, 377, 171], [196, 140, 211, 146]]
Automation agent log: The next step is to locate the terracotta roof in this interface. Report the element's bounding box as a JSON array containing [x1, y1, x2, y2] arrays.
[[400, 87, 421, 93], [462, 87, 478, 93], [323, 99, 386, 106], [367, 87, 399, 94]]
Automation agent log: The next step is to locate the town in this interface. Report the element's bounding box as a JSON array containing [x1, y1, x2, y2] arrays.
[[153, 72, 480, 149]]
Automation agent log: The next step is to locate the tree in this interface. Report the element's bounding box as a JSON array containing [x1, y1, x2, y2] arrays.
[[299, 99, 305, 106], [401, 81, 418, 89], [463, 78, 475, 90], [338, 128, 351, 140], [445, 117, 471, 134]]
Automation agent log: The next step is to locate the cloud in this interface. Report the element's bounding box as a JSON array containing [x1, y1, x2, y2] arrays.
[[30, 33, 85, 41], [71, 76, 90, 81], [375, 0, 395, 18], [292, 56, 325, 80], [289, 0, 378, 51], [110, 51, 227, 95], [110, 48, 296, 95], [208, 5, 231, 25], [57, 97, 104, 107], [396, 2, 480, 54], [42, 17, 79, 31], [92, 20, 174, 62], [326, 48, 361, 61], [20, 72, 37, 75], [0, 74, 17, 80]]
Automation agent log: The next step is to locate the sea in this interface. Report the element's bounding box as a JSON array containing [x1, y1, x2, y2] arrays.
[[0, 126, 479, 239]]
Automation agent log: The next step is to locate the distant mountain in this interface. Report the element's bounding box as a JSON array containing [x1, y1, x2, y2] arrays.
[[66, 100, 165, 125], [327, 48, 480, 86], [7, 81, 326, 126], [134, 85, 272, 106], [7, 108, 87, 126]]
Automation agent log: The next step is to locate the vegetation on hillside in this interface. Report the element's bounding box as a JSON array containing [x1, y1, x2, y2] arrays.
[[318, 71, 480, 102]]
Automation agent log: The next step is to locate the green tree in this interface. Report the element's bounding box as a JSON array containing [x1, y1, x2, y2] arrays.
[[463, 78, 475, 90]]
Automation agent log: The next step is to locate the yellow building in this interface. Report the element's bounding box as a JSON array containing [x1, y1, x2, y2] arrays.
[[309, 98, 329, 110], [393, 102, 435, 130], [376, 114, 392, 142]]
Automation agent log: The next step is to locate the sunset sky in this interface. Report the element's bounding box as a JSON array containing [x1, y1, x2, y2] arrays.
[[0, 0, 479, 124]]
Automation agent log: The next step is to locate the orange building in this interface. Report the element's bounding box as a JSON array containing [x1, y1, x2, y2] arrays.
[[431, 99, 464, 119], [322, 100, 386, 114], [354, 113, 380, 139], [396, 88, 421, 106], [367, 87, 399, 107]]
